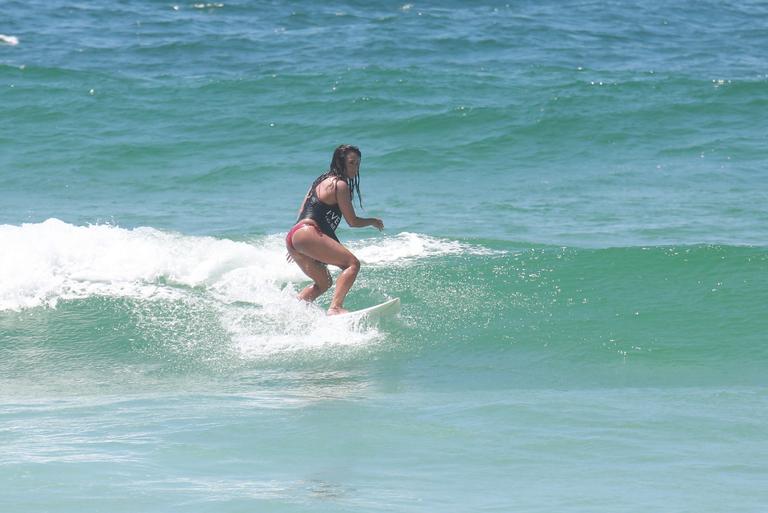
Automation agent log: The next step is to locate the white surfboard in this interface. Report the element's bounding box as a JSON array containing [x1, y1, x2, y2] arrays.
[[338, 297, 400, 322]]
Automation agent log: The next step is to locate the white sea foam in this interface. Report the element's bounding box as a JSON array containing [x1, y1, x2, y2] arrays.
[[0, 220, 485, 354], [0, 34, 19, 46], [350, 231, 500, 265], [0, 219, 298, 311], [0, 220, 490, 310]]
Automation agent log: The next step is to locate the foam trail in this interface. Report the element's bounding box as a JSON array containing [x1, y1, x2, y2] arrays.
[[0, 219, 300, 310], [0, 34, 19, 46]]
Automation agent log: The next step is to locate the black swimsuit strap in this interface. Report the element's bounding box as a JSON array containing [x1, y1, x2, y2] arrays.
[[308, 172, 332, 198]]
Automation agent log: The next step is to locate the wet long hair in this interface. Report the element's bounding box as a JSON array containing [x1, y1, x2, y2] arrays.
[[326, 144, 363, 208]]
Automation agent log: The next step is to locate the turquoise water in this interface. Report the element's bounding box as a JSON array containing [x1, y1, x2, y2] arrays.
[[2, 1, 768, 511]]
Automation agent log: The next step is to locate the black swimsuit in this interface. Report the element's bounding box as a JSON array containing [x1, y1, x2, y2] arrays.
[[296, 174, 342, 243]]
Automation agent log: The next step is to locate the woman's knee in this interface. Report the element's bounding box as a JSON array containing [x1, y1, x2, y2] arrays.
[[343, 255, 360, 273]]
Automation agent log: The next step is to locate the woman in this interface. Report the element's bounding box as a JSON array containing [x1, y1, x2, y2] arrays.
[[286, 145, 384, 315]]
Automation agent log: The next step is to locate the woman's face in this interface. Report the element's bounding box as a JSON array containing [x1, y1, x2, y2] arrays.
[[344, 152, 360, 178]]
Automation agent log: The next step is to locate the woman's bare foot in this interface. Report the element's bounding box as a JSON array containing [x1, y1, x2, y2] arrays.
[[327, 306, 349, 316]]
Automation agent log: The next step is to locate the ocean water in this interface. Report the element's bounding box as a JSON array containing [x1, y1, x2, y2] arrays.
[[2, 1, 768, 511]]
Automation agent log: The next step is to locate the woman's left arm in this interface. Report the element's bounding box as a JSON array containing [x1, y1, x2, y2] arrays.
[[336, 181, 384, 231]]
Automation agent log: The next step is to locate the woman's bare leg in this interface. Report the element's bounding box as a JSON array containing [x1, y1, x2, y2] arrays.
[[289, 250, 332, 302], [290, 226, 360, 314]]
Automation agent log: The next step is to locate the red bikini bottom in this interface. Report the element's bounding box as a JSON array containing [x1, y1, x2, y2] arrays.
[[285, 222, 322, 252]]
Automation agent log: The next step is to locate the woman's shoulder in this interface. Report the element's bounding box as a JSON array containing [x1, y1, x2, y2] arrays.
[[319, 174, 346, 190], [314, 174, 345, 204], [332, 178, 349, 191]]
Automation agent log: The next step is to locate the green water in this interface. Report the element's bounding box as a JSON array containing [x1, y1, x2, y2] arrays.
[[2, 1, 767, 511]]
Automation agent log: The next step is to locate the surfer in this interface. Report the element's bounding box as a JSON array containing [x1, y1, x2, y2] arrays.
[[286, 144, 384, 315]]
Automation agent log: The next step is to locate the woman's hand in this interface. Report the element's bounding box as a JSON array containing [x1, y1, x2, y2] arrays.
[[371, 218, 384, 231]]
